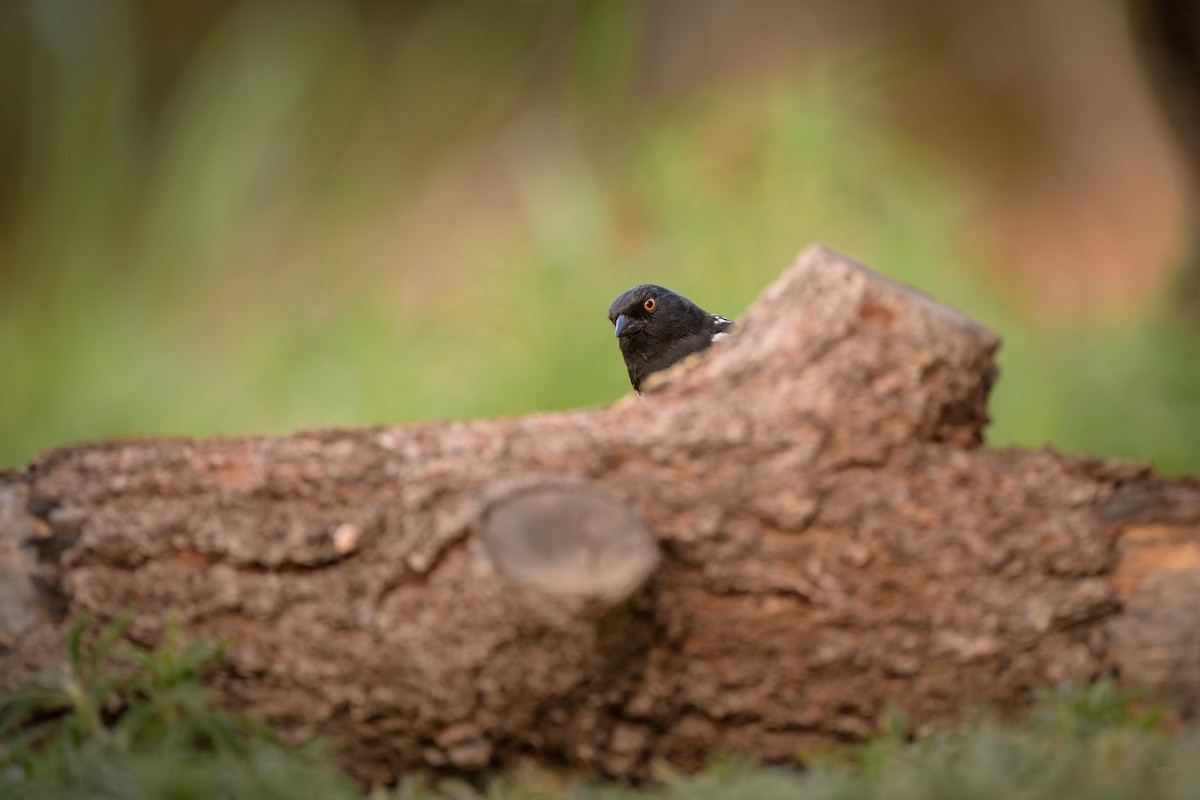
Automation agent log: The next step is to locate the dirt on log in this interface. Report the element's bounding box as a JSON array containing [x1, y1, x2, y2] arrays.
[[2, 245, 1198, 784]]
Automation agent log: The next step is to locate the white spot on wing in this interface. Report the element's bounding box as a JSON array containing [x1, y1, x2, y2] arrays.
[[712, 332, 731, 343]]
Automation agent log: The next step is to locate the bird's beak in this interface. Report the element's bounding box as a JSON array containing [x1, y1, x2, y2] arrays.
[[614, 314, 633, 338]]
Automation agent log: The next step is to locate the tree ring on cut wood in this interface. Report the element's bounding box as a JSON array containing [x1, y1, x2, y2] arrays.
[[480, 484, 659, 601]]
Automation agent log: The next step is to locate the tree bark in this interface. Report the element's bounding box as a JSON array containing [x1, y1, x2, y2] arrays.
[[2, 245, 1198, 784]]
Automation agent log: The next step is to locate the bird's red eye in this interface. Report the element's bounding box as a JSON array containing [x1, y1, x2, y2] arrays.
[[643, 298, 656, 312]]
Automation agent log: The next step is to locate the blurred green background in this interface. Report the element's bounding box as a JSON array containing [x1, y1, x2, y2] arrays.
[[1, 0, 1197, 473]]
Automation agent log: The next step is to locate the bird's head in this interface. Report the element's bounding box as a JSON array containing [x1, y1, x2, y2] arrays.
[[607, 284, 705, 352]]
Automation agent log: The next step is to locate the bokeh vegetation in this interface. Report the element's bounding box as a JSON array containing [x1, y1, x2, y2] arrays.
[[1, 0, 1196, 473]]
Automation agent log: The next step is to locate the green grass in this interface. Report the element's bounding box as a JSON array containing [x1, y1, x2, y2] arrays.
[[0, 615, 357, 799], [1, 1, 1196, 474], [4, 617, 1197, 799]]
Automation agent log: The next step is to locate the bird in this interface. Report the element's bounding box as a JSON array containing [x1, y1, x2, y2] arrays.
[[607, 284, 735, 393]]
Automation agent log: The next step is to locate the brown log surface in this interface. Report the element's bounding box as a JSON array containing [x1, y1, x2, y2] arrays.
[[2, 245, 1198, 783]]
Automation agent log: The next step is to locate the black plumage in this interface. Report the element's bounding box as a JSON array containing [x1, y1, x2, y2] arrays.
[[607, 284, 734, 393]]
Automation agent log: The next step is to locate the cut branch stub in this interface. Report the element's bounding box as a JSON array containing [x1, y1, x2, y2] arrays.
[[481, 485, 659, 601]]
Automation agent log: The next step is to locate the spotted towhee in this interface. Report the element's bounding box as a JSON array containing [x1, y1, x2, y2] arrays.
[[608, 284, 735, 393]]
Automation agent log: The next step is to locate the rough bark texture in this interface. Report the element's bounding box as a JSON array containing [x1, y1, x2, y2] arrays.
[[2, 245, 1198, 784]]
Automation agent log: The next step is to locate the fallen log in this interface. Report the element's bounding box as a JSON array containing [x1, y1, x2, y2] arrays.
[[1, 245, 1197, 784]]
